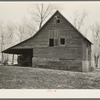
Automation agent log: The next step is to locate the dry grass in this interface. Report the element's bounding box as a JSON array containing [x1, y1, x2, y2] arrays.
[[0, 65, 100, 89]]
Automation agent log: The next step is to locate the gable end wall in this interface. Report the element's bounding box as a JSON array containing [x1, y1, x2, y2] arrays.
[[32, 12, 83, 72]]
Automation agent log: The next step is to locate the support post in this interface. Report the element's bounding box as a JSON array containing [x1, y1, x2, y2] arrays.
[[12, 54, 14, 65]]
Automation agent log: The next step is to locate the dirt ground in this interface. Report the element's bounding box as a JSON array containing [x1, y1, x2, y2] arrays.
[[0, 65, 100, 89]]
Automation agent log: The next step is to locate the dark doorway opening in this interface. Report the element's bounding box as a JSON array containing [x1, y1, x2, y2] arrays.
[[15, 49, 33, 67], [18, 54, 32, 66]]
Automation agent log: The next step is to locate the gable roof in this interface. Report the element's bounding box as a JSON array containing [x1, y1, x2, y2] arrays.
[[2, 10, 92, 54]]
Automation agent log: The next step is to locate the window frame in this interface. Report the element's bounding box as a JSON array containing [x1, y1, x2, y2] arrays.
[[60, 38, 66, 46], [49, 38, 54, 47]]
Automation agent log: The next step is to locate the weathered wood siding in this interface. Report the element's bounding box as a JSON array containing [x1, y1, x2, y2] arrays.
[[33, 47, 82, 60], [32, 46, 82, 71]]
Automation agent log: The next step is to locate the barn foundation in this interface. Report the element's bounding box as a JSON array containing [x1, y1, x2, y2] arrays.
[[32, 57, 82, 72], [82, 60, 91, 72]]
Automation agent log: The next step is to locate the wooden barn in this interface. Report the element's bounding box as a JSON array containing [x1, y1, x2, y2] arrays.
[[2, 11, 92, 72]]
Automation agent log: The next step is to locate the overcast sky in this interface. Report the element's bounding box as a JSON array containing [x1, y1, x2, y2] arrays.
[[0, 1, 100, 42], [0, 2, 100, 22]]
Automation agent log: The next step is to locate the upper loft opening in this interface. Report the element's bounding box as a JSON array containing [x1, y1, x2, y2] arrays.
[[55, 15, 60, 23]]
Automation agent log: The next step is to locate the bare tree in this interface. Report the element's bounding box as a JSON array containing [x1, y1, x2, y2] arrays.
[[7, 23, 15, 65], [0, 21, 5, 64], [0, 21, 9, 65], [91, 23, 100, 40], [71, 10, 88, 31], [15, 24, 24, 42], [29, 3, 57, 30], [91, 23, 100, 68], [15, 17, 36, 42], [7, 23, 15, 42], [14, 4, 59, 42]]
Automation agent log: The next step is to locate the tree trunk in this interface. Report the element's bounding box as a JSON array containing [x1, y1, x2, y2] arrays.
[[39, 22, 42, 30], [95, 55, 99, 68]]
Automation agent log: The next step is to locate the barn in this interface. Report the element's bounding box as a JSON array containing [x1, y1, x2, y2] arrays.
[[2, 10, 92, 72]]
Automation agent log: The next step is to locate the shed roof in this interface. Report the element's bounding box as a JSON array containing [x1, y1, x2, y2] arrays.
[[2, 10, 92, 54]]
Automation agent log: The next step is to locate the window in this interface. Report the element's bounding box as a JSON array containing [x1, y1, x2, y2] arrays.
[[60, 38, 65, 45], [57, 19, 60, 23], [49, 38, 54, 47], [55, 15, 60, 23]]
